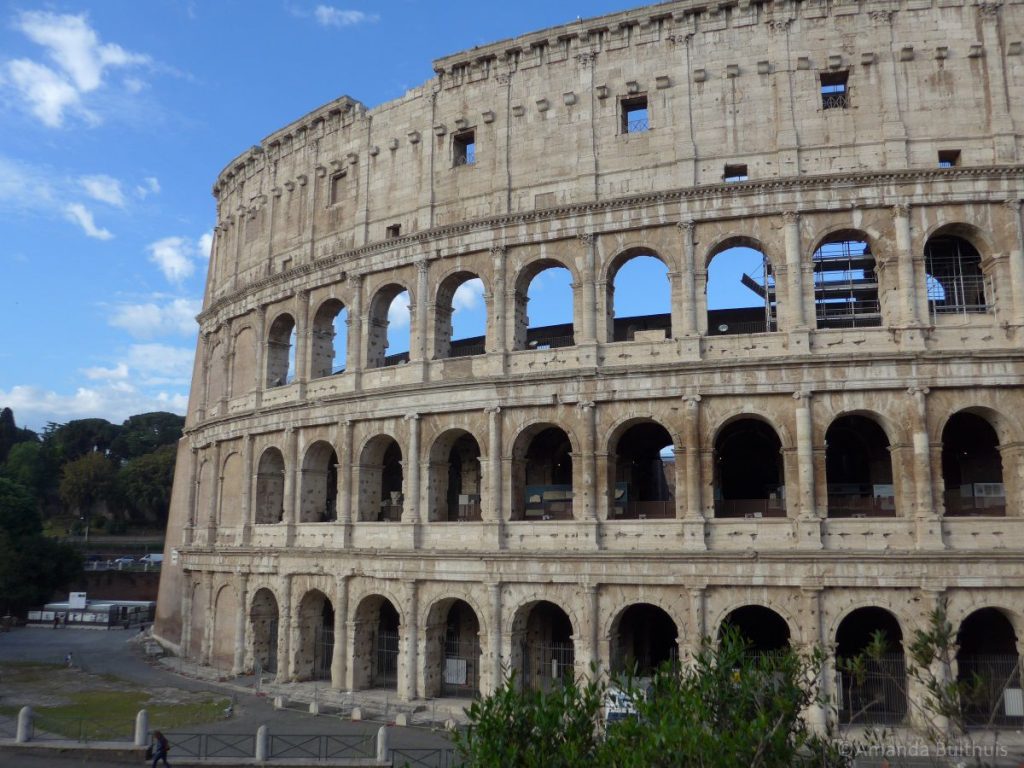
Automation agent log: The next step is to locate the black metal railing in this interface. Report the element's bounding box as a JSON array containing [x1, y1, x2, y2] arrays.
[[166, 733, 256, 759], [836, 653, 908, 725], [826, 495, 897, 518], [713, 499, 787, 519], [822, 91, 849, 109], [626, 118, 649, 132], [958, 654, 1024, 727], [268, 733, 375, 759], [610, 500, 674, 519], [392, 747, 462, 768], [944, 491, 1006, 517]]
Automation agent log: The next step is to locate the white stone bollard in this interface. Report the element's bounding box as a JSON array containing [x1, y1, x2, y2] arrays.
[[375, 725, 389, 763], [273, 695, 287, 710], [16, 707, 32, 743], [351, 706, 363, 721], [309, 700, 320, 715], [255, 724, 268, 762], [134, 709, 149, 746]]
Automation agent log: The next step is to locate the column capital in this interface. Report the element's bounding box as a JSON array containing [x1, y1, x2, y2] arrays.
[[781, 210, 800, 225], [682, 393, 702, 408], [907, 385, 930, 398], [1004, 198, 1022, 213], [484, 405, 502, 415], [677, 219, 697, 232], [577, 232, 595, 246], [489, 243, 507, 255], [576, 400, 596, 412], [892, 202, 911, 218], [793, 389, 813, 402], [404, 412, 420, 422]]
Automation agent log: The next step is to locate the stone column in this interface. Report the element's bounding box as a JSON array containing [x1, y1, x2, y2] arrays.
[[489, 246, 508, 361], [678, 220, 699, 336], [241, 434, 254, 545], [196, 333, 210, 421], [488, 581, 503, 695], [413, 259, 430, 376], [801, 587, 830, 733], [978, 4, 1017, 162], [201, 571, 215, 666], [276, 574, 293, 683], [338, 420, 354, 547], [332, 574, 349, 690], [892, 203, 921, 326], [253, 305, 267, 406], [1006, 200, 1024, 326], [485, 406, 503, 523], [783, 211, 806, 329], [283, 428, 298, 545], [207, 441, 222, 541], [681, 394, 706, 550], [219, 327, 231, 412], [233, 572, 249, 675], [347, 274, 364, 389], [185, 446, 198, 546], [181, 576, 194, 660], [404, 413, 421, 530], [401, 580, 419, 701], [294, 289, 311, 392], [794, 391, 823, 550], [908, 386, 945, 549], [999, 441, 1024, 518], [582, 583, 600, 679], [579, 233, 598, 343], [682, 587, 705, 661], [577, 401, 598, 521]]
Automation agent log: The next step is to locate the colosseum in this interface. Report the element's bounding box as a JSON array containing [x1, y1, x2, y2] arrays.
[[155, 0, 1024, 728]]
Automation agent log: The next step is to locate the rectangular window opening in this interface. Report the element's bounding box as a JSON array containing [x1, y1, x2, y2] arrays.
[[621, 96, 649, 133], [723, 164, 749, 182], [329, 171, 346, 205], [820, 71, 849, 109], [938, 149, 961, 168], [386, 224, 401, 238], [454, 130, 476, 166]]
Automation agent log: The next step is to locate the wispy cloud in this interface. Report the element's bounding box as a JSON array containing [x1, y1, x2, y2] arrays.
[[107, 297, 200, 338], [65, 202, 113, 240], [0, 382, 188, 431], [80, 174, 125, 207], [453, 278, 484, 313], [135, 176, 160, 198], [311, 6, 379, 27], [147, 233, 209, 283], [387, 291, 411, 328]]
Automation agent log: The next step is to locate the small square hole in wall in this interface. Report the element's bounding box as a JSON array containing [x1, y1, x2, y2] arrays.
[[453, 130, 475, 166], [329, 171, 346, 204], [621, 95, 649, 133], [938, 149, 961, 168], [723, 164, 749, 182], [820, 71, 849, 109], [386, 224, 401, 238]]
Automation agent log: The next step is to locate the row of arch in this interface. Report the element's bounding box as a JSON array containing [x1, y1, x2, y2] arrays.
[[206, 223, 995, 399], [220, 586, 1021, 725], [206, 407, 1007, 527]]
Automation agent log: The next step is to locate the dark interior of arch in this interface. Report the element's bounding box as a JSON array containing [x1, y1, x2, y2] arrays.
[[825, 415, 894, 518], [957, 608, 1017, 657], [925, 235, 986, 314], [523, 427, 573, 520], [720, 606, 790, 652], [445, 433, 482, 521], [527, 601, 573, 644], [941, 412, 1004, 516], [713, 419, 784, 517], [613, 604, 678, 675], [813, 236, 880, 329], [614, 422, 674, 519], [836, 607, 903, 658], [381, 441, 403, 519]]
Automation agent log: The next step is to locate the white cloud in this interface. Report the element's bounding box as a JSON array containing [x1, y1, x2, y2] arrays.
[[147, 236, 195, 282], [135, 176, 160, 198], [0, 156, 56, 211], [82, 362, 129, 380], [126, 343, 194, 384], [65, 202, 113, 240], [6, 58, 82, 127], [80, 174, 125, 207], [453, 278, 484, 313], [0, 383, 187, 431], [387, 291, 411, 328], [313, 6, 379, 27], [197, 231, 212, 259], [108, 297, 200, 338], [123, 76, 146, 94]]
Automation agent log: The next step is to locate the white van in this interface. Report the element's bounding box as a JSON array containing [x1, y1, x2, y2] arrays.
[[138, 554, 164, 565]]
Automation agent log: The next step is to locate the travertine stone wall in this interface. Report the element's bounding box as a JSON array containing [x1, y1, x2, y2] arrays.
[[153, 0, 1024, 727]]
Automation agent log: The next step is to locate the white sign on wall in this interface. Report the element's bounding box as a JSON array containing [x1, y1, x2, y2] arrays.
[[69, 592, 87, 609]]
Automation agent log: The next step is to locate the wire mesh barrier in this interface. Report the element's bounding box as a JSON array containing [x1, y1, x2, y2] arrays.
[[625, 117, 649, 132], [713, 499, 787, 518], [836, 653, 908, 725], [821, 91, 849, 109], [314, 625, 334, 681], [375, 630, 400, 689], [268, 732, 376, 759], [826, 494, 897, 518], [957, 654, 1024, 727], [168, 732, 256, 759], [31, 713, 134, 742], [523, 641, 575, 691], [447, 342, 485, 358], [0, 714, 17, 739], [391, 747, 462, 768], [441, 636, 480, 697], [943, 490, 1007, 517]]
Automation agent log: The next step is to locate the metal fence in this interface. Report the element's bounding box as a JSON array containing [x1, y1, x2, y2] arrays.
[[268, 732, 375, 759], [391, 747, 462, 767], [375, 630, 400, 689], [523, 641, 575, 691], [836, 653, 908, 725], [713, 499, 787, 518], [314, 625, 334, 681], [31, 713, 134, 742], [169, 732, 256, 759], [441, 636, 480, 698], [958, 654, 1024, 727]]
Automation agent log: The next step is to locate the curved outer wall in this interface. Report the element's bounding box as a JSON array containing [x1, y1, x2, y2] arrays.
[[156, 0, 1024, 720]]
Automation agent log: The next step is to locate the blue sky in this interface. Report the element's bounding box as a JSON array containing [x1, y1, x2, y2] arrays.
[[0, 1, 760, 432]]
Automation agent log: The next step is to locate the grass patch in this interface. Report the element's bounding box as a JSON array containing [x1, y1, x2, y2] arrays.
[[0, 662, 62, 684]]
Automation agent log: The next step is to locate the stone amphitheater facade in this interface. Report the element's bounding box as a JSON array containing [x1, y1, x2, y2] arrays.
[[154, 0, 1024, 727]]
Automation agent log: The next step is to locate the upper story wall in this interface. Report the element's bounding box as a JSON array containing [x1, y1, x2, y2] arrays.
[[206, 0, 1024, 304]]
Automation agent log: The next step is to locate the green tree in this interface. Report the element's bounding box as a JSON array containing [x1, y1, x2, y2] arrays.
[[109, 411, 184, 462], [0, 407, 37, 463], [115, 444, 177, 524], [59, 451, 117, 515], [44, 418, 119, 463], [2, 440, 57, 502]]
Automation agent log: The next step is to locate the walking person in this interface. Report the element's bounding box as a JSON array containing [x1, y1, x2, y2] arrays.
[[151, 730, 171, 767], [64, 652, 73, 668]]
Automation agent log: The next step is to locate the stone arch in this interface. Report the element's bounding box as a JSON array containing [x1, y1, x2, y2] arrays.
[[249, 586, 279, 674], [254, 446, 285, 524], [294, 589, 334, 682], [310, 297, 348, 379], [606, 417, 677, 520], [351, 594, 402, 690], [834, 606, 908, 725], [509, 599, 577, 691], [366, 282, 412, 369], [711, 415, 786, 518], [299, 440, 338, 523], [810, 229, 882, 329], [510, 421, 577, 521], [266, 312, 295, 387], [211, 583, 238, 672], [956, 607, 1022, 726], [941, 408, 1007, 516], [230, 325, 256, 398], [218, 451, 243, 527], [824, 412, 896, 518], [422, 597, 483, 697], [511, 257, 577, 351], [931, 402, 1021, 447], [717, 604, 793, 652], [434, 269, 487, 359], [608, 602, 680, 676], [604, 246, 673, 342], [704, 235, 778, 336], [922, 221, 996, 259], [357, 433, 403, 522], [426, 428, 483, 522]]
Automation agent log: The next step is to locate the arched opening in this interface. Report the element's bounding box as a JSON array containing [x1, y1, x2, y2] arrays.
[[512, 425, 573, 521], [211, 585, 238, 671], [713, 419, 785, 518], [825, 415, 895, 517], [299, 441, 338, 523], [311, 299, 348, 378], [610, 421, 675, 519], [706, 243, 777, 336], [942, 411, 1005, 516], [367, 284, 410, 368], [608, 253, 671, 341], [925, 232, 988, 317], [250, 588, 279, 674], [427, 430, 482, 522], [218, 452, 243, 527], [266, 313, 296, 387], [720, 606, 791, 653], [610, 604, 679, 677], [255, 447, 285, 524], [206, 342, 226, 408], [813, 234, 881, 329], [423, 599, 482, 698], [435, 273, 486, 359], [358, 436, 403, 522], [512, 601, 575, 692], [835, 607, 907, 725], [956, 608, 1022, 726], [295, 590, 334, 682], [230, 326, 256, 398], [513, 261, 574, 351], [352, 595, 401, 691]]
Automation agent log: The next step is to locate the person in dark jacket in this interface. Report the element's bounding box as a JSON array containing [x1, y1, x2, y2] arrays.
[[151, 730, 171, 767]]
